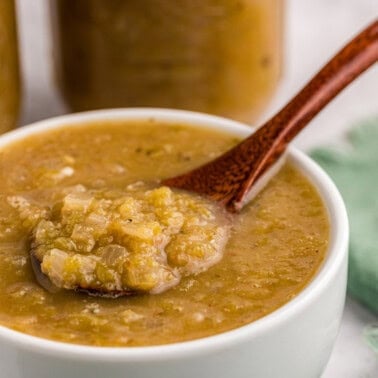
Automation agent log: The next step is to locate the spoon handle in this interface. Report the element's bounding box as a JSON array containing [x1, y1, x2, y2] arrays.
[[163, 20, 378, 212], [229, 19, 378, 208], [257, 19, 378, 147]]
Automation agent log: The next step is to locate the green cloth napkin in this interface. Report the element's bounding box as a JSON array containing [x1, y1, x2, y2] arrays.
[[364, 325, 378, 353], [311, 118, 378, 314]]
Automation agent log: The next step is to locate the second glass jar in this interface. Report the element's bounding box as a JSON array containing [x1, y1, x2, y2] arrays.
[[51, 0, 283, 123], [0, 0, 20, 134]]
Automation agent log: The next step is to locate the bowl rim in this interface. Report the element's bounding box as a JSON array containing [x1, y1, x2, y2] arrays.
[[0, 108, 349, 361]]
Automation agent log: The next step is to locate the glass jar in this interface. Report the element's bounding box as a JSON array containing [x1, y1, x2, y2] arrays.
[[0, 0, 20, 133], [51, 0, 283, 123]]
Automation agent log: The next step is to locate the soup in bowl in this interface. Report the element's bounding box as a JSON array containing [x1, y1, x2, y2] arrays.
[[0, 109, 348, 378]]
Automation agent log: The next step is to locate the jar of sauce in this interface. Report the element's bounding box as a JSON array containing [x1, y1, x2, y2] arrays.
[[0, 0, 20, 133], [51, 0, 283, 123]]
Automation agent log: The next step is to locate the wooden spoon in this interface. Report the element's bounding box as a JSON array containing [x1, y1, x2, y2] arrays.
[[163, 20, 378, 212], [31, 20, 377, 297]]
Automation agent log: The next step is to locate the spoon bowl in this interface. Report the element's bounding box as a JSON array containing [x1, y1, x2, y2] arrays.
[[30, 252, 134, 298]]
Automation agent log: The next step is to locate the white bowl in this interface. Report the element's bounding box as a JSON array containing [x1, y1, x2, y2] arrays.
[[0, 109, 348, 378]]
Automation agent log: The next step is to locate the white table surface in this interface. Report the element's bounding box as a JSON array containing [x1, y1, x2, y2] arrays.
[[14, 0, 378, 377]]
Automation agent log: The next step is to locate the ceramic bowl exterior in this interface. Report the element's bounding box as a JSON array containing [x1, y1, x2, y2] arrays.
[[0, 109, 349, 378]]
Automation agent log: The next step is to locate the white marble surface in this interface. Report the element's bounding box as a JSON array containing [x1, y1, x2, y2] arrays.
[[13, 0, 378, 377]]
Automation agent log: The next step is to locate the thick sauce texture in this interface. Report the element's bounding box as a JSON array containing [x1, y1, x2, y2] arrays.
[[52, 0, 282, 123], [18, 185, 229, 295], [0, 121, 329, 346]]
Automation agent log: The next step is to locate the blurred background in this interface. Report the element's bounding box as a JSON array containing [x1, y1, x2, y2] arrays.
[[16, 0, 378, 151], [3, 0, 378, 376]]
